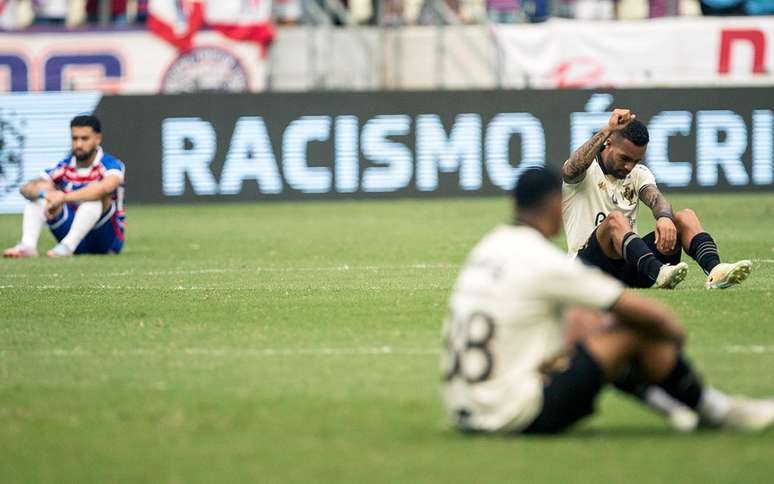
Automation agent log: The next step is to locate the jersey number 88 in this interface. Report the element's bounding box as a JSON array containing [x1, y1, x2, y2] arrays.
[[442, 311, 496, 383]]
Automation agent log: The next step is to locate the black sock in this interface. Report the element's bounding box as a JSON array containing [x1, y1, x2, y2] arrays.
[[622, 232, 662, 285], [613, 363, 649, 400], [687, 232, 720, 275], [657, 355, 704, 409]]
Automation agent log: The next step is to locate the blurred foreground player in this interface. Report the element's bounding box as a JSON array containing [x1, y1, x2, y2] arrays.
[[562, 109, 751, 289], [3, 115, 125, 258], [441, 167, 774, 434]]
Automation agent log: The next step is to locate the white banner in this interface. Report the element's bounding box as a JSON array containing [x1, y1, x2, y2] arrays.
[[494, 17, 774, 89], [0, 30, 268, 94], [147, 0, 274, 52], [0, 92, 102, 214]]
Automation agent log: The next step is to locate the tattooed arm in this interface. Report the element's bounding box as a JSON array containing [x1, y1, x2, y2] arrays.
[[639, 184, 673, 220], [561, 128, 612, 184], [640, 183, 677, 253], [562, 108, 637, 184]]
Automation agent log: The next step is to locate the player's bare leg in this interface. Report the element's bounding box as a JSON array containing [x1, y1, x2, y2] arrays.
[[583, 324, 774, 432], [594, 212, 629, 260], [673, 208, 752, 289], [595, 212, 687, 289], [568, 310, 698, 431]]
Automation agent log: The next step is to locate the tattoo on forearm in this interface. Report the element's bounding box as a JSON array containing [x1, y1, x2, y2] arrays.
[[562, 129, 610, 183], [640, 185, 673, 219]]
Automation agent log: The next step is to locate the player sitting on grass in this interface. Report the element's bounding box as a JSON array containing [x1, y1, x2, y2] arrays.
[[562, 109, 751, 289], [441, 167, 774, 434], [3, 115, 125, 258]]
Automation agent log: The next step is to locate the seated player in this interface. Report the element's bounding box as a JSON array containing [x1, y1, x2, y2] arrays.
[[3, 115, 125, 258], [441, 167, 774, 434], [562, 109, 751, 289]]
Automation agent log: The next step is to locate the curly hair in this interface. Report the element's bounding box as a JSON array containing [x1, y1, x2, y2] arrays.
[[70, 115, 102, 134], [619, 119, 649, 147]]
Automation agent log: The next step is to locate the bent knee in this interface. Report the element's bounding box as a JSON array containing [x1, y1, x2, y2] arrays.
[[673, 208, 701, 228], [674, 208, 697, 220], [601, 211, 630, 233]]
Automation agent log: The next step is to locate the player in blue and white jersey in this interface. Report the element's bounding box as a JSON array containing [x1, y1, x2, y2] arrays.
[[3, 115, 125, 258]]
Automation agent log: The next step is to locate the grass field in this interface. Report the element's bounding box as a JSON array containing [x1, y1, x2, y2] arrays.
[[1, 193, 774, 483]]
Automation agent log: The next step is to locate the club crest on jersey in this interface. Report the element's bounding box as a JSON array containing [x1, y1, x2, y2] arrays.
[[623, 184, 636, 203], [597, 181, 606, 191], [0, 109, 25, 197]]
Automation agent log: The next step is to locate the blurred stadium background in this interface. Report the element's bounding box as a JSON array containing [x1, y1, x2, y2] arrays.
[[1, 1, 773, 483]]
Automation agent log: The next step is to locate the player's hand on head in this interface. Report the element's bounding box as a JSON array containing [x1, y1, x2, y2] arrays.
[[655, 217, 678, 253], [608, 109, 635, 131]]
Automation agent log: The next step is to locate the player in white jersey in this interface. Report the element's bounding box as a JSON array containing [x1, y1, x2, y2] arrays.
[[562, 109, 751, 289], [442, 167, 774, 434]]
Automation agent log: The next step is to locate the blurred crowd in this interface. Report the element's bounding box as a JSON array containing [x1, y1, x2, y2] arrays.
[[0, 0, 147, 28], [0, 0, 771, 31]]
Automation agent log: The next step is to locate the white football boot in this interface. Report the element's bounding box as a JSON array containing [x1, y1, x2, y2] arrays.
[[717, 397, 774, 432], [3, 243, 38, 258], [667, 405, 700, 433], [47, 243, 74, 258], [653, 262, 689, 289], [705, 260, 752, 289]]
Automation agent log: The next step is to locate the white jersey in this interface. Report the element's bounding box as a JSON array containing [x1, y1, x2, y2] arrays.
[[441, 225, 623, 432], [562, 159, 657, 257]]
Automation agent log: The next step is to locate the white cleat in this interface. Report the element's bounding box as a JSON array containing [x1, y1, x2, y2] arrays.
[[668, 406, 700, 433], [653, 262, 689, 289], [718, 398, 774, 432], [706, 260, 752, 289], [47, 243, 74, 258], [3, 243, 38, 258]]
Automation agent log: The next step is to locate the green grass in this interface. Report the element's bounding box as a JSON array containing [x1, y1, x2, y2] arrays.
[[1, 193, 774, 484]]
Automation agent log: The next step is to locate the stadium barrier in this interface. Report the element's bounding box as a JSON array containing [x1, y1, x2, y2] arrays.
[[0, 88, 772, 212], [2, 17, 773, 93]]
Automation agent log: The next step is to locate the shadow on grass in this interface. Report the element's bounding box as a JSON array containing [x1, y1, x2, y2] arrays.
[[441, 424, 728, 441]]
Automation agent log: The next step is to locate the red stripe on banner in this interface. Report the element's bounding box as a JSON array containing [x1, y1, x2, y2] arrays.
[[147, 3, 205, 51], [212, 22, 275, 55]]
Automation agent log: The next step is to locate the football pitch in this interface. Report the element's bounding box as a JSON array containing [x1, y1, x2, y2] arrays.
[[1, 193, 773, 483]]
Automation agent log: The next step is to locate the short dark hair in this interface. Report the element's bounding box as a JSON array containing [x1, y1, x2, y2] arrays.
[[620, 119, 649, 146], [70, 115, 101, 133], [512, 166, 562, 210]]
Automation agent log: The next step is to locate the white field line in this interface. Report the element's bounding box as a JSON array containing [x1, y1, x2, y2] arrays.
[[0, 285, 222, 290], [0, 263, 457, 280], [1, 346, 441, 358], [678, 287, 772, 292], [723, 345, 774, 354], [2, 345, 773, 359], [1, 259, 772, 281], [0, 282, 448, 290]]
